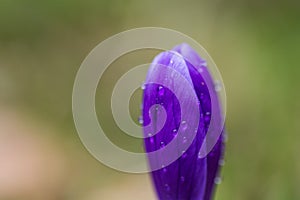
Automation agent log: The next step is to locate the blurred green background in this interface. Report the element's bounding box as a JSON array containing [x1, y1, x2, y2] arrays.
[[0, 0, 299, 199]]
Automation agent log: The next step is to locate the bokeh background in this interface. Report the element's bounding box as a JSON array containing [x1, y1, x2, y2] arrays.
[[0, 0, 299, 199]]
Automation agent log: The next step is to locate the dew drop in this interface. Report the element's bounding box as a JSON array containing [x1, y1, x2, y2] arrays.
[[218, 159, 225, 166], [141, 83, 146, 90], [138, 116, 143, 124], [181, 151, 187, 158], [182, 136, 187, 143], [150, 137, 154, 144], [204, 116, 210, 122], [180, 176, 185, 182], [164, 184, 170, 192], [206, 112, 211, 115], [198, 152, 202, 159], [148, 133, 152, 137], [214, 80, 222, 92], [181, 120, 187, 131], [170, 59, 174, 64], [158, 86, 165, 96], [201, 81, 205, 86], [160, 141, 165, 148], [214, 177, 222, 185], [161, 165, 167, 172], [172, 128, 178, 138]]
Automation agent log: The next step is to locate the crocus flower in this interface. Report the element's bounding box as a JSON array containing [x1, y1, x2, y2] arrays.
[[142, 43, 225, 200]]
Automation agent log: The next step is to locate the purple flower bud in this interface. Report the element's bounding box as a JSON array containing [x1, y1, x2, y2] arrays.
[[142, 43, 225, 200]]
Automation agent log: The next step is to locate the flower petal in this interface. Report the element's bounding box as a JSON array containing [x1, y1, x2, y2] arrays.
[[143, 43, 225, 200], [172, 43, 225, 200], [143, 51, 208, 200]]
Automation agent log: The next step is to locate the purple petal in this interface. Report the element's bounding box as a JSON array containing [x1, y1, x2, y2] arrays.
[[143, 44, 224, 200], [173, 43, 225, 200]]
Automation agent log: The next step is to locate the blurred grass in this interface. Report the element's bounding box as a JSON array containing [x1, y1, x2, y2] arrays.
[[0, 0, 299, 199]]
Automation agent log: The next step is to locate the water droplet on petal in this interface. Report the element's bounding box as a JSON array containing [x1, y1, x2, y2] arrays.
[[218, 159, 225, 166], [141, 83, 146, 90], [182, 136, 187, 143], [164, 184, 170, 191], [158, 86, 164, 96], [148, 133, 152, 137], [214, 80, 222, 92], [180, 176, 185, 182], [214, 177, 222, 185], [160, 141, 165, 148], [181, 120, 187, 131], [161, 164, 167, 172], [181, 151, 187, 158], [172, 128, 178, 138], [201, 81, 205, 86], [138, 116, 143, 124], [150, 137, 154, 144], [198, 152, 202, 159], [200, 93, 204, 100], [204, 116, 210, 122]]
